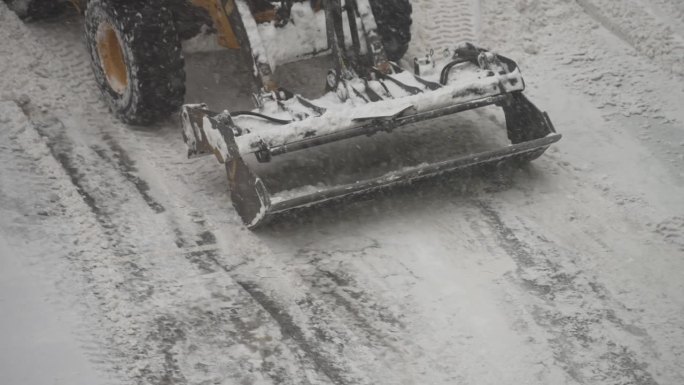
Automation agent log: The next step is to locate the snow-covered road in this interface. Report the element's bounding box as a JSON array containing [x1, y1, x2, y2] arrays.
[[1, 0, 683, 384]]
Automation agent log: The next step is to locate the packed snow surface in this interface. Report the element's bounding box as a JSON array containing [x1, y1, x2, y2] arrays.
[[1, 0, 684, 384]]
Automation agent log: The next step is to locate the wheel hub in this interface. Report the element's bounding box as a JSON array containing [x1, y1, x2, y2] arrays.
[[96, 23, 128, 95]]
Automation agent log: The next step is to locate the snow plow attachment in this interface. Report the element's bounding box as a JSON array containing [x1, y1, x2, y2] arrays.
[[179, 0, 560, 228], [181, 46, 560, 228]]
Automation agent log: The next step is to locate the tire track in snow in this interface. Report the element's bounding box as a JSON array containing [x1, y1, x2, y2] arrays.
[[27, 15, 235, 241], [302, 267, 405, 350], [24, 17, 231, 266], [25, 116, 191, 385], [478, 0, 684, 381], [91, 135, 166, 214], [22, 110, 335, 384], [1, 98, 186, 383], [475, 200, 661, 385], [237, 281, 361, 385], [27, 15, 170, 218], [0, 102, 132, 384], [575, 0, 684, 77], [29, 116, 160, 263], [285, 244, 414, 355]]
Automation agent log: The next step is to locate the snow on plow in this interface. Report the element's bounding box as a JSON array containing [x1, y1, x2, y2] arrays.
[[181, 44, 560, 228], [179, 0, 560, 228]]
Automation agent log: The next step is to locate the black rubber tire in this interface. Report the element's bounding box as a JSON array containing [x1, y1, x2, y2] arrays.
[[4, 0, 66, 20], [84, 0, 186, 125], [369, 0, 413, 61]]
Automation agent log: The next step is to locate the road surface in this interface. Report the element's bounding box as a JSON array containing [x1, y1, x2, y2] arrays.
[[1, 0, 683, 384]]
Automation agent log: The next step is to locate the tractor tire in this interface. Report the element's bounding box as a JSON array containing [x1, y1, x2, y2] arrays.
[[369, 0, 413, 61], [84, 0, 186, 125], [4, 0, 66, 21]]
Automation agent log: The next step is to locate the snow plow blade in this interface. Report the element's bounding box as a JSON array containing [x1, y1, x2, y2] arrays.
[[176, 0, 561, 229], [181, 85, 561, 228]]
